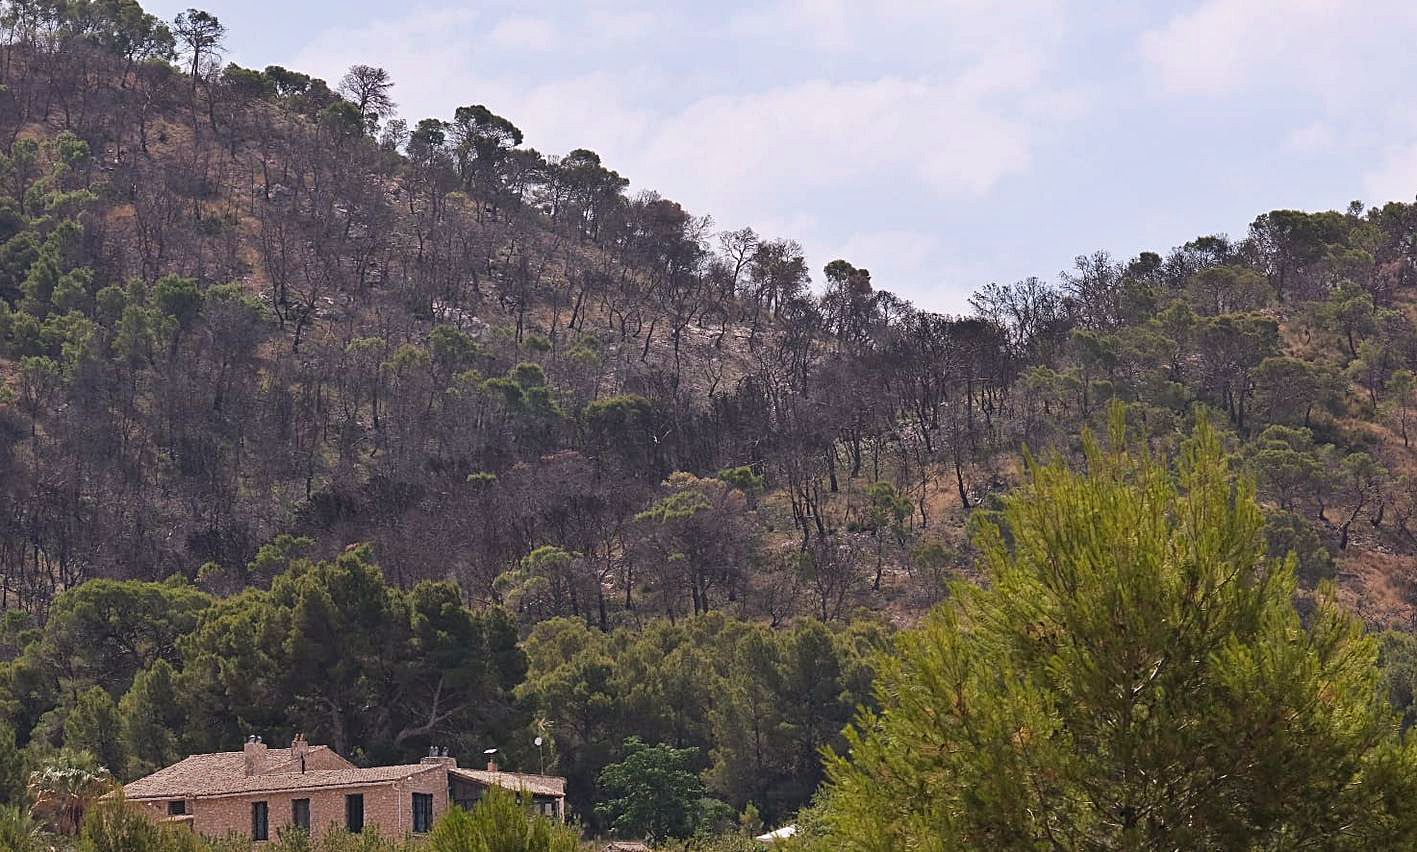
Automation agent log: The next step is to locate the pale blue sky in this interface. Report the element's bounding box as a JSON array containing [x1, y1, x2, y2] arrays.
[[145, 0, 1417, 312]]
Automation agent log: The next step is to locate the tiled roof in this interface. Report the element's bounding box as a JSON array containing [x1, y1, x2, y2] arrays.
[[123, 752, 247, 799], [123, 744, 348, 797], [450, 768, 566, 798], [124, 754, 438, 800], [263, 746, 351, 775], [123, 745, 569, 802]]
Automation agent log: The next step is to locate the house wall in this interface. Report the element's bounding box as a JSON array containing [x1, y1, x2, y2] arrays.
[[136, 799, 174, 821], [140, 768, 449, 844]]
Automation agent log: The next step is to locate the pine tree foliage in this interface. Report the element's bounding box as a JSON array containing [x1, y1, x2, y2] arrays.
[[425, 787, 580, 852], [816, 408, 1417, 850]]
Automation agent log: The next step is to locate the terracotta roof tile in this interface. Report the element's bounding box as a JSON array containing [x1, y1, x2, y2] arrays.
[[124, 746, 568, 802], [123, 752, 247, 799], [450, 768, 566, 798], [124, 754, 438, 800]]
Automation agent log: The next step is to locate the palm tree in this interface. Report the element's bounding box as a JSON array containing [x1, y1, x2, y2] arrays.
[[27, 749, 113, 835]]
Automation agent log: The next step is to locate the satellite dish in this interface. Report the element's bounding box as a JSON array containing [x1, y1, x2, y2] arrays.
[[534, 736, 544, 747]]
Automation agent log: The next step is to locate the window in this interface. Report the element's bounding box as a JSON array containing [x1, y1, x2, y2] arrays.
[[291, 798, 310, 832], [345, 793, 364, 833], [251, 801, 269, 841], [167, 800, 186, 816], [412, 792, 434, 833], [450, 782, 481, 812]]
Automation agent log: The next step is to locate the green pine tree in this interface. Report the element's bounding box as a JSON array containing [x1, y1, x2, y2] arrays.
[[815, 408, 1417, 850], [64, 688, 127, 780], [0, 723, 26, 806], [119, 660, 184, 778]]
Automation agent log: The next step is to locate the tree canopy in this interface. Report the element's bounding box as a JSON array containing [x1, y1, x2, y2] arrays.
[[815, 411, 1417, 849]]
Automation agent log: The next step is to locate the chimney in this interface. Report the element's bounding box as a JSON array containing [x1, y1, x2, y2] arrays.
[[243, 735, 268, 776], [291, 734, 310, 773], [483, 747, 498, 773], [420, 745, 457, 769]]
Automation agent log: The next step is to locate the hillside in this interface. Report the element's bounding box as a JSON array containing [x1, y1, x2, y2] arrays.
[[2, 3, 1417, 633], [8, 2, 1417, 843]]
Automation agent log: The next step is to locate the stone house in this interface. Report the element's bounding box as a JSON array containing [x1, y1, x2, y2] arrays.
[[121, 735, 567, 842]]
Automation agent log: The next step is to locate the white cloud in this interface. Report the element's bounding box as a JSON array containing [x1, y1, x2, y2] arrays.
[[1139, 0, 1417, 100], [731, 0, 1062, 57], [1141, 0, 1417, 211], [1139, 0, 1337, 96], [634, 77, 1033, 207], [489, 15, 558, 52]]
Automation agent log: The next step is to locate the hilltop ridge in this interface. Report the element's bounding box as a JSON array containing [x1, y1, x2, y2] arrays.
[[1, 0, 1417, 633]]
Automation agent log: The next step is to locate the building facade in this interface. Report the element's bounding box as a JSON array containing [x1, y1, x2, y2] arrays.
[[122, 735, 566, 843]]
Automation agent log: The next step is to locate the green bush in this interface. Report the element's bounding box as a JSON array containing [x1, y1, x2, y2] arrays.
[[0, 804, 44, 852], [79, 796, 207, 852], [428, 787, 580, 852]]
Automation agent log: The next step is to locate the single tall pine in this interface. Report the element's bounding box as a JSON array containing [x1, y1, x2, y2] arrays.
[[817, 409, 1417, 850]]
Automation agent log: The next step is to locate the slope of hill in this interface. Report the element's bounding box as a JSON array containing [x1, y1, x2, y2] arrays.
[[2, 1, 1417, 636]]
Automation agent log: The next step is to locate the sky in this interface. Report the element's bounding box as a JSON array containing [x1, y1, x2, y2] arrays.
[[144, 0, 1417, 313]]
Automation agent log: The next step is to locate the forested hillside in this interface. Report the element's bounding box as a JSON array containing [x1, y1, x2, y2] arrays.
[[6, 0, 1417, 844], [3, 1, 1417, 630]]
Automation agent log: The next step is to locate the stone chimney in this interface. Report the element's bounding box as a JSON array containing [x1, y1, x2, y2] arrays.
[[243, 735, 268, 776], [420, 745, 457, 769], [291, 734, 310, 773]]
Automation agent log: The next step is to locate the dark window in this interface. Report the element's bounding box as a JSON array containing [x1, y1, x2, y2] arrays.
[[291, 798, 310, 832], [452, 789, 480, 811], [251, 801, 269, 841], [167, 800, 186, 816], [413, 792, 434, 833], [346, 793, 364, 833]]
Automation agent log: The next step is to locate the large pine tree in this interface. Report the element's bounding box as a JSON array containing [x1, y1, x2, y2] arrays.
[[815, 409, 1417, 850]]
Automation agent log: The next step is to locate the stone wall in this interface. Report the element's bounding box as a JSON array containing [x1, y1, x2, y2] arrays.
[[138, 767, 449, 844]]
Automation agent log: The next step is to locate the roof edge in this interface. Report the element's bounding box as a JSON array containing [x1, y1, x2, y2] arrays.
[[126, 764, 442, 800]]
